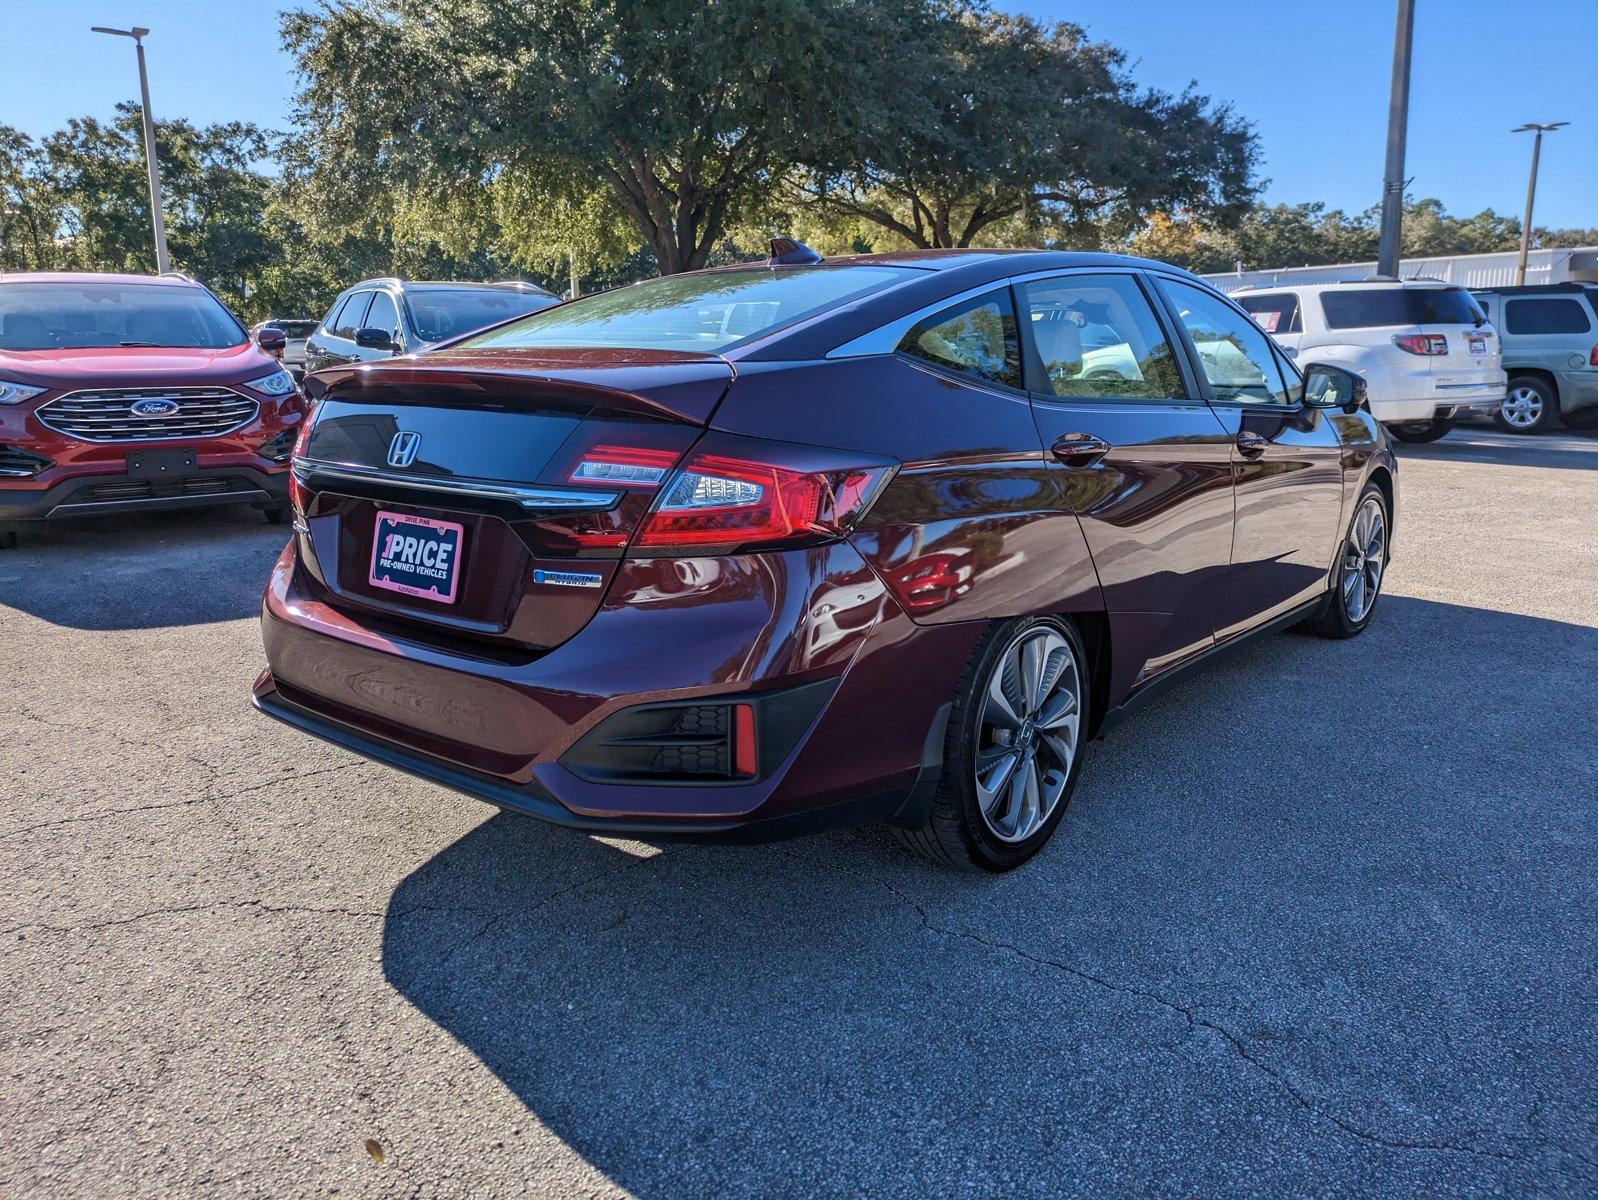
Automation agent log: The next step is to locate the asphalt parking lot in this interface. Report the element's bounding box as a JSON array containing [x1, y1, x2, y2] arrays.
[[2, 428, 1595, 1198]]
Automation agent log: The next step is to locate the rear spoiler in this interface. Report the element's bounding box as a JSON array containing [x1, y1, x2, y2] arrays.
[[306, 356, 734, 425]]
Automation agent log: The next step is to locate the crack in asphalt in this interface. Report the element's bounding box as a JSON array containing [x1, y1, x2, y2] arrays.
[[879, 879, 1584, 1173], [0, 764, 363, 842], [3, 896, 447, 940]]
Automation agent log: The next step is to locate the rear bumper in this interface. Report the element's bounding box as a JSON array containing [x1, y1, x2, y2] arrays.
[[254, 537, 979, 837], [252, 681, 911, 842], [0, 463, 287, 522]]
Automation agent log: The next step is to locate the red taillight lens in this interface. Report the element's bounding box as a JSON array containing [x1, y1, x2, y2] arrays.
[[733, 703, 757, 777], [1392, 333, 1448, 356], [1589, 343, 1598, 368], [634, 438, 895, 553], [287, 404, 317, 513]]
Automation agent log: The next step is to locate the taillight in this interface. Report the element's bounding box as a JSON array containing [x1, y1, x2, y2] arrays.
[[634, 435, 896, 554], [570, 445, 677, 486], [1393, 333, 1448, 356], [287, 404, 317, 513], [1589, 343, 1598, 368]]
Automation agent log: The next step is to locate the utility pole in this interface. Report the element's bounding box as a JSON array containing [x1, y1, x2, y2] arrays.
[[91, 26, 171, 274], [1376, 0, 1416, 279], [1512, 122, 1568, 285]]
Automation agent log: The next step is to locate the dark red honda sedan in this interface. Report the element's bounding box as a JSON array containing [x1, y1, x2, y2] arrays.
[[254, 247, 1393, 871]]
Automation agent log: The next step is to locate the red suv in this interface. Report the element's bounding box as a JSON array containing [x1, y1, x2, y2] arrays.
[[0, 272, 307, 547]]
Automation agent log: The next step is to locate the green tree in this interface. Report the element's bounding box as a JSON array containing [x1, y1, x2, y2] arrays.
[[797, 10, 1257, 249], [283, 0, 924, 275]]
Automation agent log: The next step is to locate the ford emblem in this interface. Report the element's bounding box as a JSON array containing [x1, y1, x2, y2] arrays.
[[130, 398, 181, 417]]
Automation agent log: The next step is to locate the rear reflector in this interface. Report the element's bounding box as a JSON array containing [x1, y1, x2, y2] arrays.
[[733, 703, 757, 777]]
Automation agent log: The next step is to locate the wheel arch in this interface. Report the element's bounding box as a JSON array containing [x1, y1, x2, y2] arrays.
[[1506, 368, 1561, 406], [1365, 463, 1396, 560], [1064, 608, 1113, 739]]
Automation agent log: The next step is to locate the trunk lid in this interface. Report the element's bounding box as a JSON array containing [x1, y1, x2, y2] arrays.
[[294, 349, 729, 652]]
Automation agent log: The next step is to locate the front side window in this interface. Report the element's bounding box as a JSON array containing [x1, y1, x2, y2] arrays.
[[462, 265, 916, 354], [1157, 278, 1291, 405], [330, 293, 372, 339], [897, 289, 1022, 390], [1237, 292, 1302, 335], [362, 291, 401, 340], [0, 282, 245, 350], [1019, 274, 1185, 401], [1505, 298, 1592, 335]]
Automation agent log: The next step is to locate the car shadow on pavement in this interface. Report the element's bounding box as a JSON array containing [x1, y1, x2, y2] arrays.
[[1398, 427, 1598, 471], [378, 596, 1597, 1197], [0, 508, 288, 630]]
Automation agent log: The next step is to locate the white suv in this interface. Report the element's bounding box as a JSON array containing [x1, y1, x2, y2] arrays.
[[1233, 280, 1506, 442]]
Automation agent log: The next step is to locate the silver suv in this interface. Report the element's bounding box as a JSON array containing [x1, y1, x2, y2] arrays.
[[1470, 286, 1598, 433]]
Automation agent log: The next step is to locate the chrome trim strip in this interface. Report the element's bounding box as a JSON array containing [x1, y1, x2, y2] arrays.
[[292, 458, 621, 510]]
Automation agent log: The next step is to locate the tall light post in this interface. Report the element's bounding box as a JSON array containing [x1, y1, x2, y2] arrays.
[[91, 25, 171, 273], [1376, 0, 1416, 279], [1512, 122, 1568, 285]]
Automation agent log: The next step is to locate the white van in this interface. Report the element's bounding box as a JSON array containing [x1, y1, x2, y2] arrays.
[[1234, 280, 1506, 442]]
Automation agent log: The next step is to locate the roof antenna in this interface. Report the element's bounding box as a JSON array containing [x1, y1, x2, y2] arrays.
[[769, 237, 823, 267]]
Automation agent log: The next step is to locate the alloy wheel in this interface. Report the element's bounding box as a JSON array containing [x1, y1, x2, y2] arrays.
[[1501, 384, 1544, 429], [974, 627, 1082, 843], [1342, 496, 1386, 623]]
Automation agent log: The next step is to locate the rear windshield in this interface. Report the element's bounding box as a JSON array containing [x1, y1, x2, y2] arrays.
[[405, 288, 560, 344], [266, 320, 319, 338], [0, 282, 246, 350], [459, 265, 918, 353], [1320, 287, 1485, 329]]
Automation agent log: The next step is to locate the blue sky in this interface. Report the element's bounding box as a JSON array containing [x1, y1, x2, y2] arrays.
[[2, 0, 1594, 228]]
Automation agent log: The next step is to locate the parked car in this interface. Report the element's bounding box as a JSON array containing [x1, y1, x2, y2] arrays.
[[302, 279, 560, 373], [1469, 285, 1598, 433], [1234, 279, 1504, 442], [0, 271, 306, 547], [254, 245, 1393, 873], [251, 318, 318, 379]]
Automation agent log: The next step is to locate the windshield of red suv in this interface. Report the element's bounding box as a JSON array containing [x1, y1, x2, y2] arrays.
[[1320, 287, 1486, 329], [458, 265, 918, 353], [0, 282, 247, 351]]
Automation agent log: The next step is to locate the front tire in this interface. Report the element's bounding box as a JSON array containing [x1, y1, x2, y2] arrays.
[[1386, 417, 1456, 443], [1495, 377, 1557, 434], [893, 616, 1090, 872], [1298, 483, 1389, 639]]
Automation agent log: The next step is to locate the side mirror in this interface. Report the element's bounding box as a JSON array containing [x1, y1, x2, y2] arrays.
[[1303, 364, 1366, 414], [255, 326, 287, 355], [354, 326, 400, 352]]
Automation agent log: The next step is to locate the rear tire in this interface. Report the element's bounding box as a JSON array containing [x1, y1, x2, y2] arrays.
[[1386, 417, 1456, 443], [1298, 483, 1389, 640], [0, 529, 16, 550], [892, 616, 1090, 873], [1495, 377, 1557, 434]]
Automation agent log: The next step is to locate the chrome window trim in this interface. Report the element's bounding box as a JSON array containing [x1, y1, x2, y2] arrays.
[[292, 458, 621, 511]]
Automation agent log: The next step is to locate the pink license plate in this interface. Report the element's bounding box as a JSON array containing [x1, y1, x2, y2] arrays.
[[369, 510, 465, 604]]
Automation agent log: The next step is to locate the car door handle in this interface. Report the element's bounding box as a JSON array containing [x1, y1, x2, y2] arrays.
[[1236, 431, 1269, 460], [1050, 433, 1111, 465]]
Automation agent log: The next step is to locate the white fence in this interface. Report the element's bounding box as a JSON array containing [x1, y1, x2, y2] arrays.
[[1203, 246, 1598, 293]]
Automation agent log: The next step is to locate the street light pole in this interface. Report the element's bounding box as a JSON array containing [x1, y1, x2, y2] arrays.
[[91, 26, 171, 274], [1376, 0, 1416, 279], [1511, 122, 1568, 285]]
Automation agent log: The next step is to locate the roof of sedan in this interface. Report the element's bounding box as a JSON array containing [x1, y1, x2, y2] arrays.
[[701, 248, 1201, 277]]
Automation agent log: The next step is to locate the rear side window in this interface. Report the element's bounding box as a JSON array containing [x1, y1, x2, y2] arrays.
[[1321, 287, 1484, 328], [1504, 298, 1592, 335], [1237, 292, 1301, 334], [897, 289, 1022, 390], [1018, 274, 1185, 401]]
